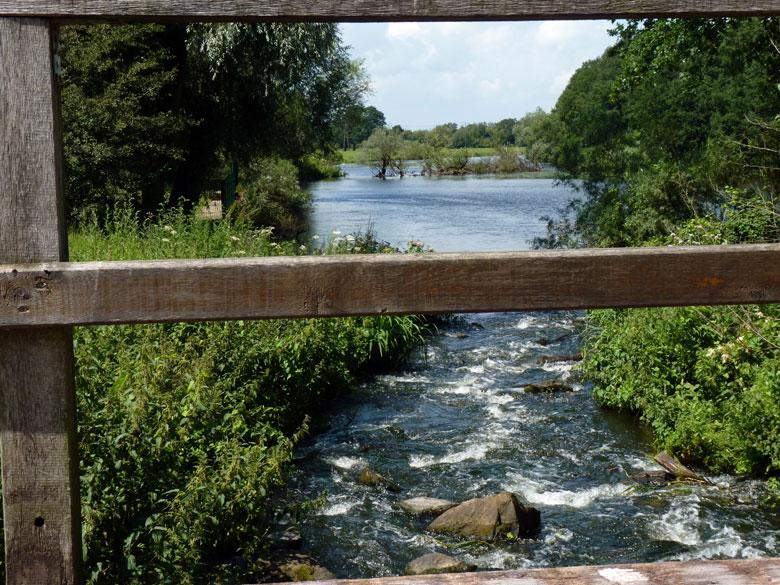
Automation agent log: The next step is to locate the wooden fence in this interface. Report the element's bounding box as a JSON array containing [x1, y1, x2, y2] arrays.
[[1, 2, 780, 583]]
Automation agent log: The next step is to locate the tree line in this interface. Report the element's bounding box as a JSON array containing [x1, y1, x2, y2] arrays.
[[362, 112, 551, 161]]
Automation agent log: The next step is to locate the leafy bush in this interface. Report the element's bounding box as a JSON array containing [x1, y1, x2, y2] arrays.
[[297, 152, 343, 181], [0, 211, 425, 584], [585, 188, 780, 476], [228, 157, 312, 238], [585, 305, 780, 475]]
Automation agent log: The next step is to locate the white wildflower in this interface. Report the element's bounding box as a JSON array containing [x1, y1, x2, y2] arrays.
[[162, 238, 171, 243], [230, 235, 240, 242]]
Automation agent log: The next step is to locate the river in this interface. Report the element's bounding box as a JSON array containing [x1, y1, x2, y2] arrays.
[[287, 164, 779, 577]]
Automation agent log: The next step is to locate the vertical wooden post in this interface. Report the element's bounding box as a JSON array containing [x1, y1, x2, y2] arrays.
[[0, 18, 82, 585]]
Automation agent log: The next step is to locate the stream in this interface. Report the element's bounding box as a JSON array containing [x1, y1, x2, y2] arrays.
[[287, 165, 780, 577]]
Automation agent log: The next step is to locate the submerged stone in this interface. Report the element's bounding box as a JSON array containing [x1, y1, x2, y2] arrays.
[[536, 354, 582, 365], [275, 553, 336, 582], [269, 525, 303, 550], [630, 470, 677, 486], [523, 380, 573, 393], [356, 467, 401, 493], [404, 553, 476, 576]]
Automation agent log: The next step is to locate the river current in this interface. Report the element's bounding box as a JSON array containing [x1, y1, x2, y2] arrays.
[[287, 164, 780, 577]]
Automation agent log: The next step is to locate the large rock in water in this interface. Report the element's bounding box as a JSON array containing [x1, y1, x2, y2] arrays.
[[405, 553, 476, 576], [399, 497, 457, 516], [427, 492, 540, 540]]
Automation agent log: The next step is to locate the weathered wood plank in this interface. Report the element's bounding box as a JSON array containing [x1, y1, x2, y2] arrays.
[[0, 0, 778, 21], [292, 558, 780, 585], [1, 244, 779, 328], [0, 18, 82, 584]]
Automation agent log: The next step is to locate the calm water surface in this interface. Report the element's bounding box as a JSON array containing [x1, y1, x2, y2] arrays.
[[307, 164, 571, 251], [288, 166, 780, 577]]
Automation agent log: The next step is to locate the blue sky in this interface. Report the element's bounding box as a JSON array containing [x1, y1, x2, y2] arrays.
[[341, 21, 616, 130]]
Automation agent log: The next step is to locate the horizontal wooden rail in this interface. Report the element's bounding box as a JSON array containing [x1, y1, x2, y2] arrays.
[[0, 1, 778, 22], [0, 244, 778, 328], [293, 559, 780, 585]]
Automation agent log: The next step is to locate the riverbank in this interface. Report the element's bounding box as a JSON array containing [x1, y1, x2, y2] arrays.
[[4, 210, 427, 584]]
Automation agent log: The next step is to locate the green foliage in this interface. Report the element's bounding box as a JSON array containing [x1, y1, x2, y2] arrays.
[[187, 23, 360, 165], [585, 305, 780, 476], [513, 108, 554, 165], [538, 17, 780, 247], [0, 212, 426, 583], [228, 157, 312, 237], [358, 127, 406, 178], [60, 24, 193, 220], [584, 190, 780, 477], [297, 152, 343, 181], [60, 23, 369, 222], [420, 146, 534, 176], [333, 104, 387, 150]]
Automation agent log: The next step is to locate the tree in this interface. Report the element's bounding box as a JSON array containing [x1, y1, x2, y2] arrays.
[[60, 24, 193, 220], [537, 16, 780, 248], [358, 128, 405, 179], [335, 104, 386, 149], [426, 123, 458, 148], [490, 118, 517, 146], [59, 23, 369, 220], [186, 23, 361, 164]]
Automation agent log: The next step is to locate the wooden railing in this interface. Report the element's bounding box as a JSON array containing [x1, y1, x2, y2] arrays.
[[1, 2, 780, 584]]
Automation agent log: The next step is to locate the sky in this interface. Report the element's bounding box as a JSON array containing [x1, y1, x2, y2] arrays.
[[340, 21, 616, 130]]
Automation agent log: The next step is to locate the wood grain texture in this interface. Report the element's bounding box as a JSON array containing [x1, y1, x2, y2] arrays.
[[1, 244, 779, 328], [0, 18, 82, 584], [291, 558, 780, 585], [0, 0, 778, 21]]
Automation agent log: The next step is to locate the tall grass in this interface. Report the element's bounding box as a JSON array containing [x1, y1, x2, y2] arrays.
[[1, 210, 426, 584]]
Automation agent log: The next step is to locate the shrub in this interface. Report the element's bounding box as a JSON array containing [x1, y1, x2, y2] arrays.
[[585, 305, 780, 475], [0, 211, 425, 583], [297, 152, 343, 181], [228, 157, 311, 238], [585, 188, 780, 476]]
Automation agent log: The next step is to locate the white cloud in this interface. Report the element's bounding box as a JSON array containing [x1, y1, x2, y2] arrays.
[[480, 79, 504, 94], [386, 22, 425, 40], [342, 21, 614, 129], [435, 22, 468, 37], [550, 69, 575, 95], [534, 21, 579, 46]]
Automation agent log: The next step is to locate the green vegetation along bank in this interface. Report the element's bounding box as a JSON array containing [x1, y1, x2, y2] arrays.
[[0, 211, 427, 584], [535, 16, 780, 488]]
